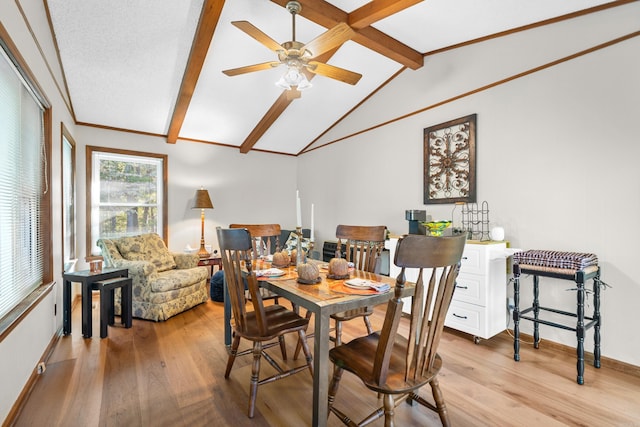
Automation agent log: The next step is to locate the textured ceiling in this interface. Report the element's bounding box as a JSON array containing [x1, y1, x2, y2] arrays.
[[46, 0, 617, 155]]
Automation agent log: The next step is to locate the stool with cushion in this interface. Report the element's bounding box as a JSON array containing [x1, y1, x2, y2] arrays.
[[512, 249, 603, 384]]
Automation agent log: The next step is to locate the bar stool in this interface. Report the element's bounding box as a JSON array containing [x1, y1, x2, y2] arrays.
[[512, 250, 604, 384], [92, 277, 133, 338]]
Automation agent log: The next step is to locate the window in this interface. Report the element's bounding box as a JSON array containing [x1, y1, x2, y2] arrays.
[[0, 33, 52, 323], [62, 126, 76, 272], [86, 147, 167, 256]]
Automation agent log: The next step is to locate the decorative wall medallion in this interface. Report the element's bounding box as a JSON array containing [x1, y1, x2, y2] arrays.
[[423, 114, 476, 204]]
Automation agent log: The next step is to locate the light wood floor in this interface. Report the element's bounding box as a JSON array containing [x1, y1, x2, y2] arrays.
[[12, 296, 640, 427]]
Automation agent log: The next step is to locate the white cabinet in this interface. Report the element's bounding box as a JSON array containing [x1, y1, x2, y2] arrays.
[[446, 242, 507, 341], [385, 239, 508, 342]]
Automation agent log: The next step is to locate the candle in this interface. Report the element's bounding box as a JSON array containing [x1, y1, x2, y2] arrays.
[[310, 203, 315, 241], [296, 190, 302, 228]]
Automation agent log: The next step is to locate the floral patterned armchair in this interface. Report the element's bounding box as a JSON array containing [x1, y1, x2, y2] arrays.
[[97, 233, 209, 321]]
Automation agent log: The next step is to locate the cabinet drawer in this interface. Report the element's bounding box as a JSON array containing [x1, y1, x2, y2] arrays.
[[446, 301, 484, 337], [459, 245, 486, 275], [452, 274, 486, 306]]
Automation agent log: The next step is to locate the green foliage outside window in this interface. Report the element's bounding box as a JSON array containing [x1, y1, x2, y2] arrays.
[[98, 159, 159, 238]]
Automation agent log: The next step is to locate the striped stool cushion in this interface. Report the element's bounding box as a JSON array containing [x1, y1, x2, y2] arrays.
[[514, 250, 598, 271]]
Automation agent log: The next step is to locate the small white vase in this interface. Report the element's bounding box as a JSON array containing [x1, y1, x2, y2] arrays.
[[490, 226, 505, 241]]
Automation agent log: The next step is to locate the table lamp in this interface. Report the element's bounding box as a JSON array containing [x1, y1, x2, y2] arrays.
[[192, 187, 214, 258]]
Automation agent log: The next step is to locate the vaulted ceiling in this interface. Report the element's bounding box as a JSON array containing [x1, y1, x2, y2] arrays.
[[46, 0, 622, 155]]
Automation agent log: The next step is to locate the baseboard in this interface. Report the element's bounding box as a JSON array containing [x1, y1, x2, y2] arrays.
[[505, 329, 640, 379]]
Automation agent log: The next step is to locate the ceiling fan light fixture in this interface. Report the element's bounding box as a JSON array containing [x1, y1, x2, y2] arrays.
[[275, 65, 311, 90]]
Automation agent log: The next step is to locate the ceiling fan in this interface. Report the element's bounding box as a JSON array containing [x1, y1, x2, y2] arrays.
[[222, 1, 362, 99]]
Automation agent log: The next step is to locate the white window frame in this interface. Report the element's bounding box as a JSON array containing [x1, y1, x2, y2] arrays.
[[62, 127, 77, 272], [86, 146, 168, 256]]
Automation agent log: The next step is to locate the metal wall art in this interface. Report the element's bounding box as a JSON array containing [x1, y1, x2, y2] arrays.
[[423, 114, 477, 204]]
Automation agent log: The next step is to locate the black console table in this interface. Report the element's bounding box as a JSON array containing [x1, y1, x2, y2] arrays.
[[63, 267, 128, 338]]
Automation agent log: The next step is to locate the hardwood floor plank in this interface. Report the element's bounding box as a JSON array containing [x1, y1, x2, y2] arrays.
[[11, 297, 640, 427]]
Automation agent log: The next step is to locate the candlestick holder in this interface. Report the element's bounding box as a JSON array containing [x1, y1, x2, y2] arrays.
[[307, 240, 315, 260], [296, 226, 305, 265]]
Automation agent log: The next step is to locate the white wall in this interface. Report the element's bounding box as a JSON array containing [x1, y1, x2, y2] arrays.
[[1, 1, 638, 423], [298, 4, 640, 366], [0, 0, 77, 421]]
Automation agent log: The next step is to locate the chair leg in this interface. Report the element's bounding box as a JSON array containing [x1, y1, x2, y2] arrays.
[[294, 310, 313, 360], [248, 341, 263, 418], [328, 367, 344, 412], [278, 335, 287, 360], [225, 334, 241, 378], [382, 393, 396, 427], [297, 329, 314, 376], [430, 378, 451, 427], [335, 319, 343, 346], [363, 313, 373, 335]]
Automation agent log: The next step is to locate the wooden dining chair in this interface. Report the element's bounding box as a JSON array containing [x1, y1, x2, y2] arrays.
[[294, 225, 386, 359], [332, 224, 387, 345], [216, 227, 314, 419], [229, 223, 288, 358], [327, 232, 467, 426]]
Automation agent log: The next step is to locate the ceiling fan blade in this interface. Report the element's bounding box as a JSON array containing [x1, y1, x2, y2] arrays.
[[301, 22, 355, 58], [231, 21, 283, 52], [222, 61, 281, 77], [307, 61, 362, 85]]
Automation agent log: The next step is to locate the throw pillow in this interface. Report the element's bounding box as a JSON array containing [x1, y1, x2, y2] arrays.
[[283, 231, 310, 252], [115, 233, 176, 272]]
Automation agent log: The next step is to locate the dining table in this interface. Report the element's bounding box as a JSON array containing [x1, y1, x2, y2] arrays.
[[223, 258, 411, 427]]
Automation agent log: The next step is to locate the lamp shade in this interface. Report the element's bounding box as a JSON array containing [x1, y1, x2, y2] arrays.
[[193, 189, 213, 209]]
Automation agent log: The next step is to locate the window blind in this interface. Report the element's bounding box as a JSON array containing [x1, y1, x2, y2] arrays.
[[0, 44, 45, 319]]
